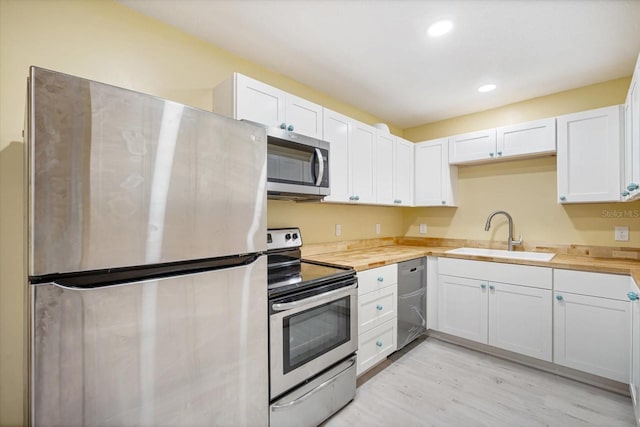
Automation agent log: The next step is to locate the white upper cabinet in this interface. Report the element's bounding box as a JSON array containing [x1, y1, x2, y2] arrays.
[[213, 73, 323, 138], [350, 121, 377, 204], [393, 137, 414, 206], [557, 105, 624, 203], [448, 128, 497, 164], [375, 132, 395, 205], [449, 118, 557, 165], [624, 53, 640, 201], [414, 138, 457, 206], [496, 117, 556, 159], [322, 108, 351, 203]]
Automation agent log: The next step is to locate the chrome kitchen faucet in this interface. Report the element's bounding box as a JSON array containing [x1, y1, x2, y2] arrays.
[[484, 210, 522, 251]]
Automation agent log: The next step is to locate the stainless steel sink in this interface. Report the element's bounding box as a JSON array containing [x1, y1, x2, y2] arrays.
[[445, 247, 555, 262]]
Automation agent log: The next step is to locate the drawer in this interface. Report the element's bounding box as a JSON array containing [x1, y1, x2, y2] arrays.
[[358, 264, 398, 295], [439, 258, 552, 289], [554, 269, 631, 301], [357, 318, 396, 376], [358, 284, 397, 334]]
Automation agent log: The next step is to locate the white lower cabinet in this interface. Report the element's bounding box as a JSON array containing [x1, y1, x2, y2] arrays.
[[437, 258, 552, 362], [438, 275, 488, 343], [357, 264, 398, 376], [488, 282, 552, 361], [553, 269, 632, 383]]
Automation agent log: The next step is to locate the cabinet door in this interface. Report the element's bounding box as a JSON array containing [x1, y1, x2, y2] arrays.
[[349, 122, 376, 204], [235, 74, 286, 127], [322, 109, 351, 202], [557, 105, 623, 203], [394, 138, 414, 206], [284, 94, 322, 139], [448, 128, 497, 164], [496, 118, 556, 159], [375, 132, 395, 205], [553, 292, 630, 382], [627, 76, 640, 200], [438, 275, 488, 344], [631, 283, 640, 425], [488, 282, 552, 362], [414, 138, 457, 206]]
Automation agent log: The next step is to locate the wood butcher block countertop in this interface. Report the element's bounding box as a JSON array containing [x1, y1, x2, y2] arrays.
[[303, 241, 640, 288]]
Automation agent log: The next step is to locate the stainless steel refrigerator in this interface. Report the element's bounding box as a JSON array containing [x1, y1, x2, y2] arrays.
[[26, 67, 268, 426]]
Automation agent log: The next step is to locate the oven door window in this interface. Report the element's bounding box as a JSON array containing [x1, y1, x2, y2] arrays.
[[283, 295, 351, 373]]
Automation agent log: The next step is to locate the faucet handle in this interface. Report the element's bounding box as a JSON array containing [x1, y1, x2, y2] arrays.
[[512, 234, 523, 246]]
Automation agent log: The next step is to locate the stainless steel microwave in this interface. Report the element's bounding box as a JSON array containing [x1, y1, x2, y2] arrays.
[[247, 122, 330, 201]]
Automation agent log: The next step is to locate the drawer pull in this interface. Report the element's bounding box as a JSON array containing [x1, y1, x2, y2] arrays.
[[376, 304, 383, 311], [556, 294, 563, 301], [376, 341, 383, 348], [628, 292, 639, 301], [377, 276, 384, 282], [489, 285, 495, 290], [481, 283, 487, 289]]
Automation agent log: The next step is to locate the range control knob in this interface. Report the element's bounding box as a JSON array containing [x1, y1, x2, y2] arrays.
[[292, 233, 299, 240], [285, 233, 292, 240]]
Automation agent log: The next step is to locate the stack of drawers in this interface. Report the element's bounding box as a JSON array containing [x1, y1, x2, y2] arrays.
[[356, 264, 398, 375]]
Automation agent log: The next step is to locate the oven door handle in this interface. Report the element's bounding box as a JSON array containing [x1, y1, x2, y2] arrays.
[[270, 355, 357, 411], [271, 283, 356, 312], [314, 147, 324, 187]]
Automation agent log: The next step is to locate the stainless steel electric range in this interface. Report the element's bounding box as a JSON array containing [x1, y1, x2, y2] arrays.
[[267, 228, 357, 427]]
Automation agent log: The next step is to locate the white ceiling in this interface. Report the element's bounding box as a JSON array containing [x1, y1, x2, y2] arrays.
[[118, 0, 640, 129]]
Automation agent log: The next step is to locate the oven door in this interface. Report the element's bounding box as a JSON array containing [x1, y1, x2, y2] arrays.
[[267, 134, 329, 196], [269, 280, 357, 399]]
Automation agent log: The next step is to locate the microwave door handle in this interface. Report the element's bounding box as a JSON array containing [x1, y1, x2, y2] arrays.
[[314, 148, 324, 186], [271, 283, 357, 311]]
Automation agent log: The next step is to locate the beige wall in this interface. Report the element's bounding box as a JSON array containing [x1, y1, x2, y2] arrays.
[[0, 1, 397, 425], [403, 78, 640, 246]]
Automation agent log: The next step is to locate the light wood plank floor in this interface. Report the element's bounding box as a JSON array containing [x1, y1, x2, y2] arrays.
[[325, 337, 636, 427]]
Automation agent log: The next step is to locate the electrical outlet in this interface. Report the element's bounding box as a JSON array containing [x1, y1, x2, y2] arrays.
[[375, 224, 381, 235], [615, 226, 629, 241], [419, 224, 427, 234], [335, 224, 342, 236]]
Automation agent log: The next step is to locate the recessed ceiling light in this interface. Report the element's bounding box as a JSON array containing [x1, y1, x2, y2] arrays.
[[427, 20, 453, 37], [478, 84, 497, 93]]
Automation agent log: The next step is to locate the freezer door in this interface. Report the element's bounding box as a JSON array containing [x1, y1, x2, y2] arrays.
[[28, 67, 267, 276], [30, 257, 267, 427]]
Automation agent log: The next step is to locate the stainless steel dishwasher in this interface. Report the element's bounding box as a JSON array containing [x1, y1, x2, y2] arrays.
[[397, 258, 427, 350]]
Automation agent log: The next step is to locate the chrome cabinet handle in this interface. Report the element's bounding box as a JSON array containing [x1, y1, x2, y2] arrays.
[[489, 285, 495, 290], [623, 191, 630, 197], [394, 199, 401, 204], [272, 284, 357, 311], [628, 183, 639, 191], [355, 195, 360, 201], [377, 276, 384, 282], [556, 294, 563, 301], [441, 200, 446, 205], [271, 356, 357, 411], [280, 123, 287, 129], [287, 124, 294, 132], [559, 196, 566, 201], [628, 292, 639, 301], [376, 304, 383, 311], [489, 152, 495, 157], [481, 283, 487, 289], [376, 341, 383, 347], [313, 148, 324, 186], [497, 151, 502, 156]]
